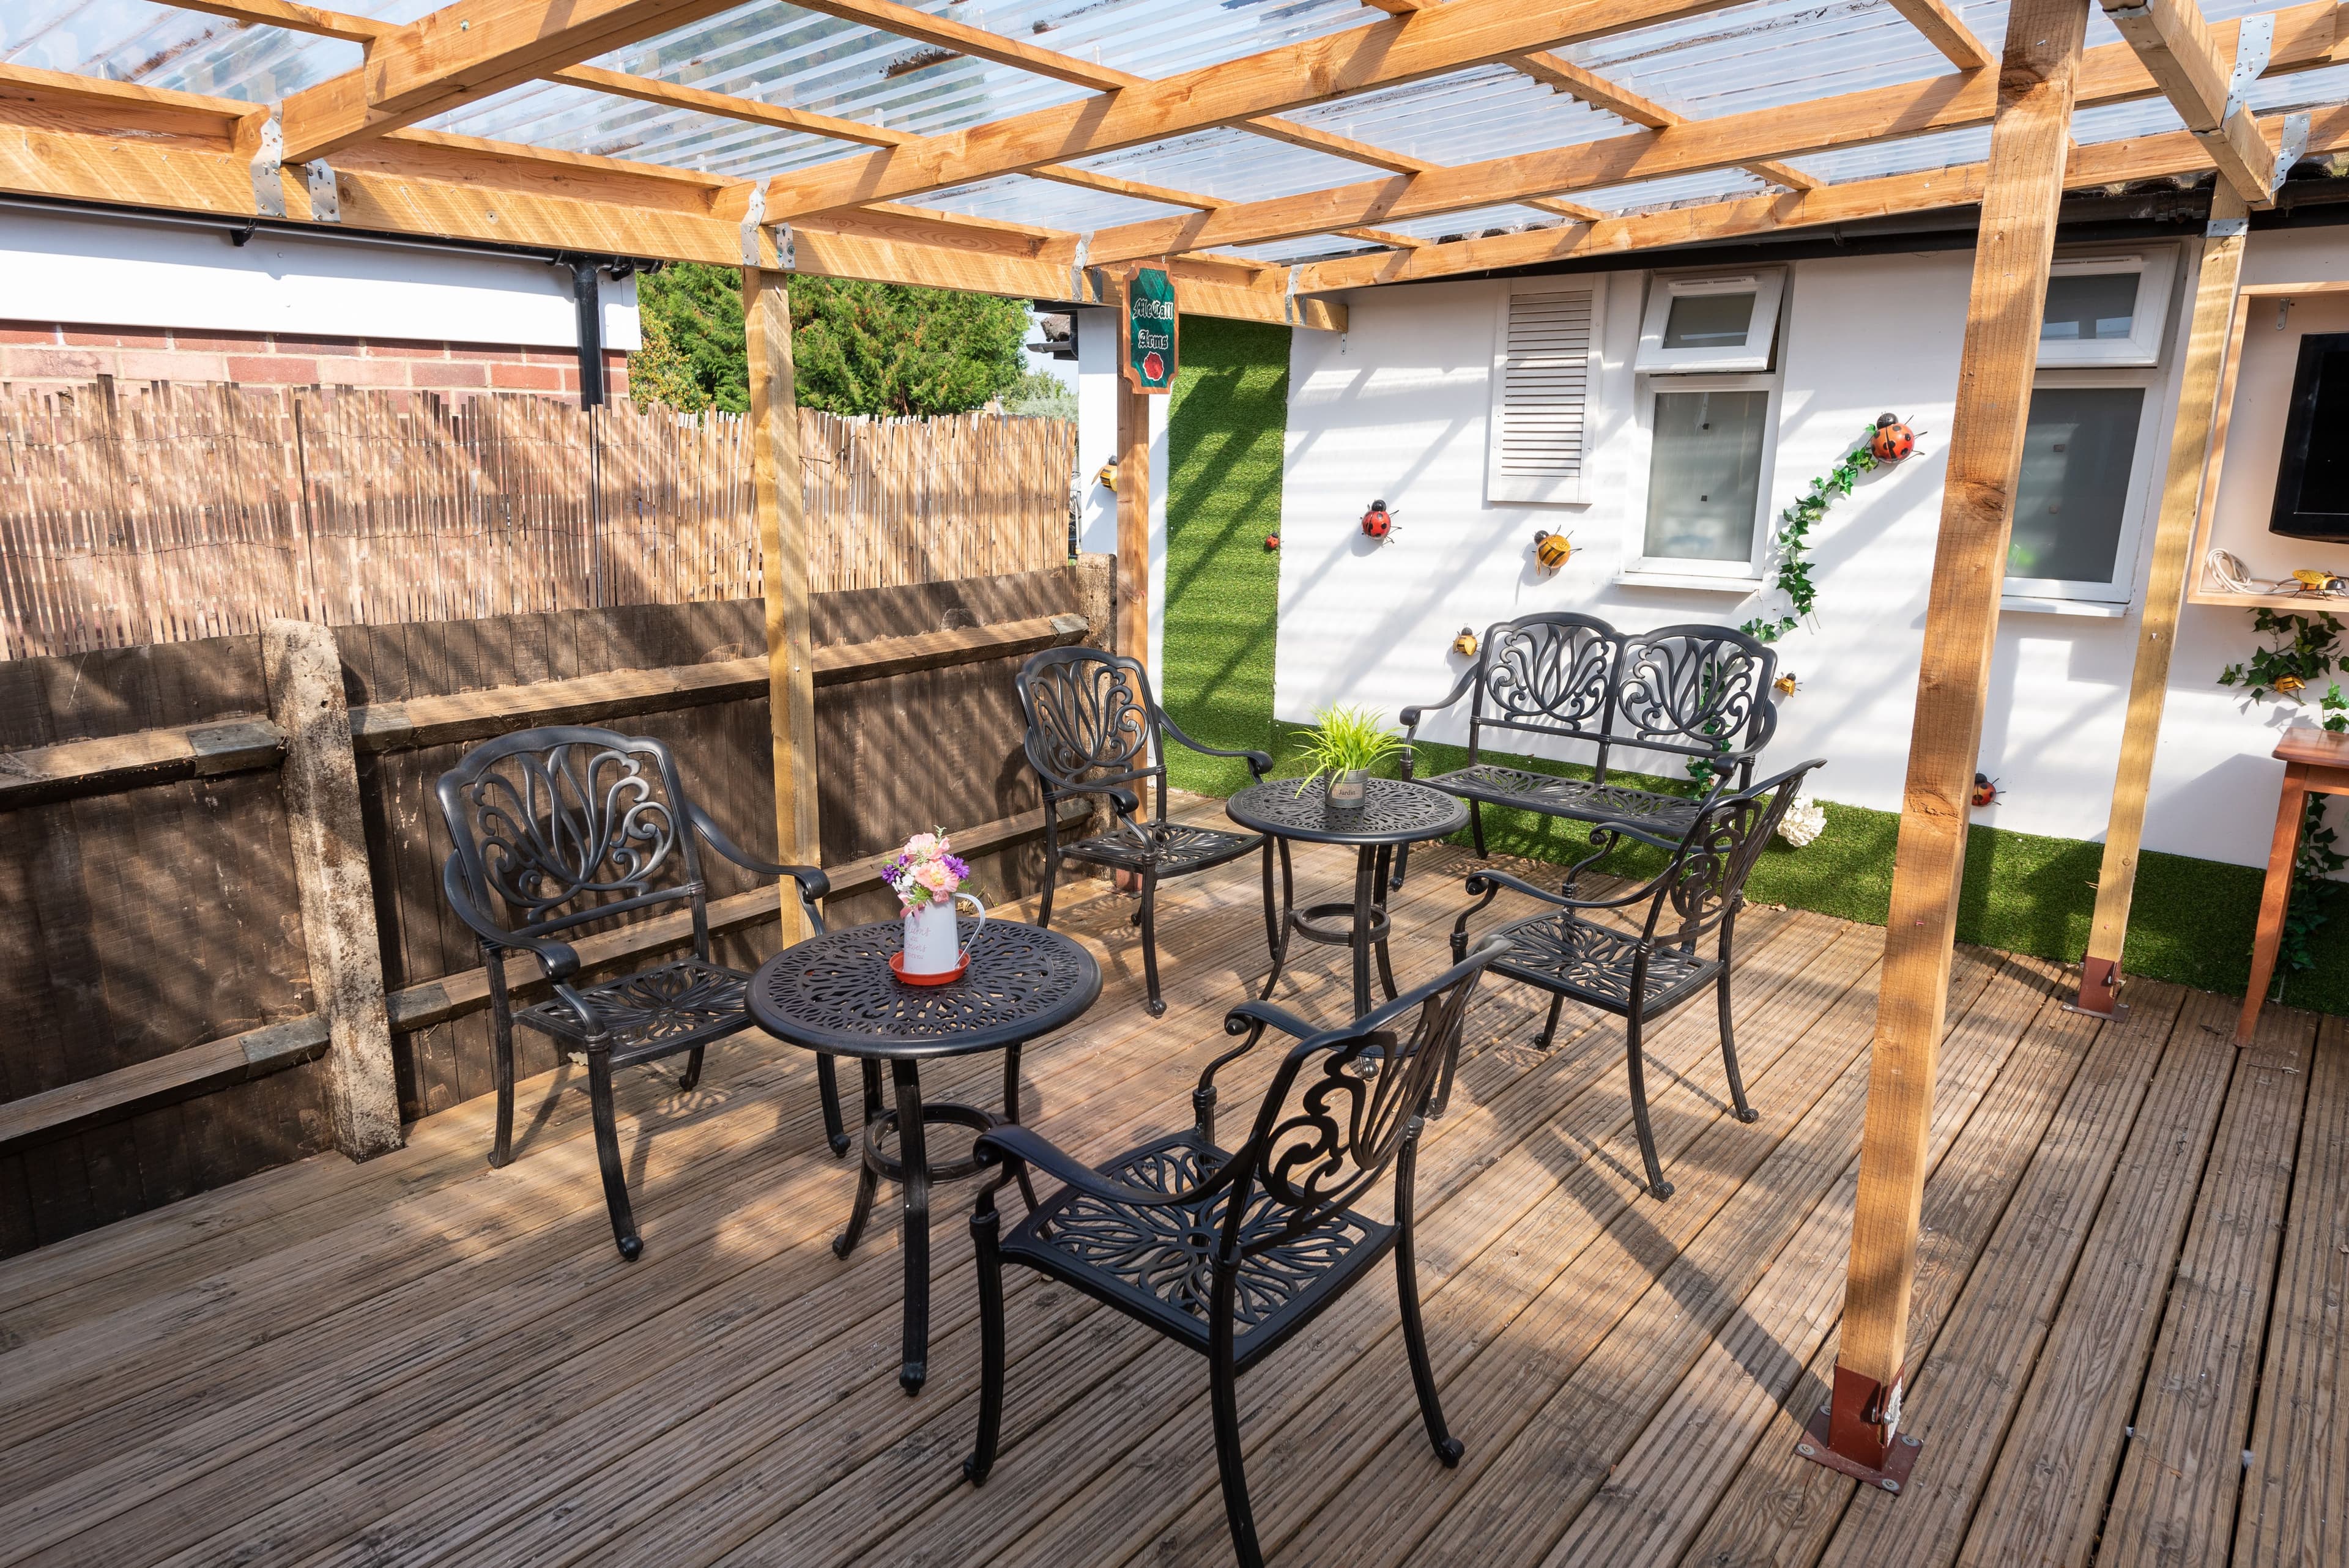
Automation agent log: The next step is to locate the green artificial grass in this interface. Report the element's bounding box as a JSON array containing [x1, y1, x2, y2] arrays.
[[1159, 317, 1289, 797], [1253, 722, 2348, 1015]]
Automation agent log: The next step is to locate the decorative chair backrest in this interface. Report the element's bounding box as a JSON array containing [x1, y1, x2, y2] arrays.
[[1017, 647, 1163, 808], [1469, 613, 1618, 764], [1610, 625, 1778, 771], [1643, 758, 1824, 949], [1222, 940, 1504, 1260], [436, 726, 710, 948]]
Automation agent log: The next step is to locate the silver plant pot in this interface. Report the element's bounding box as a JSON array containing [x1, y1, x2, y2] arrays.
[[1326, 768, 1370, 811]]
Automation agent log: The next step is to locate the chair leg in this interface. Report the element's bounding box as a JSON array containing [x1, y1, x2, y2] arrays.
[[1259, 838, 1279, 963], [963, 1197, 1009, 1485], [1394, 1138, 1464, 1466], [1717, 954, 1756, 1125], [1625, 1010, 1672, 1200], [585, 1041, 642, 1260], [1209, 1333, 1266, 1568], [488, 991, 516, 1170], [1537, 993, 1565, 1051], [1469, 800, 1488, 859], [677, 1043, 705, 1093], [816, 1053, 851, 1156], [1138, 865, 1166, 1017], [1036, 849, 1059, 931]]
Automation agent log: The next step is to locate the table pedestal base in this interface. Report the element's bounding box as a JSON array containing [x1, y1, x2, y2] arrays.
[[832, 1052, 1032, 1394]]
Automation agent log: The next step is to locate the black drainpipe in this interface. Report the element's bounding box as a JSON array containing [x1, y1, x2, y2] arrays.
[[570, 259, 606, 409]]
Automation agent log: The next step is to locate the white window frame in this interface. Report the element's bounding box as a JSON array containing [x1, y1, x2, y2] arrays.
[[1486, 275, 1608, 506], [1627, 370, 1784, 583], [2003, 365, 2167, 604], [1634, 268, 1786, 374], [2036, 251, 2177, 368]]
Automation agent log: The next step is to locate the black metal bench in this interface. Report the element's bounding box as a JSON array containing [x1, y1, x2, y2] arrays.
[[1393, 613, 1779, 886]]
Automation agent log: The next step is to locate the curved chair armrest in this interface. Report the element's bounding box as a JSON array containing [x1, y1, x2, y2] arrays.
[[440, 859, 581, 980], [688, 803, 830, 897], [1158, 711, 1272, 780], [1462, 865, 1659, 914], [974, 1124, 1206, 1209], [1222, 999, 1320, 1041], [1037, 774, 1145, 819], [1398, 664, 1481, 734]]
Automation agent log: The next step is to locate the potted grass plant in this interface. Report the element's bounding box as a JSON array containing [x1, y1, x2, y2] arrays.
[[1294, 703, 1401, 812]]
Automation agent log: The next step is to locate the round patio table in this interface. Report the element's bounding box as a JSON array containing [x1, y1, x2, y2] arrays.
[[1226, 777, 1469, 1018], [749, 917, 1100, 1394]]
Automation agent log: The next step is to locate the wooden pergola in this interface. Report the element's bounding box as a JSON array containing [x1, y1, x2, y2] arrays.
[[3, 0, 2343, 1490]]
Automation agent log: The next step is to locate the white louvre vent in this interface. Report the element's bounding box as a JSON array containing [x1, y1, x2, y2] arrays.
[[1488, 279, 1605, 505]]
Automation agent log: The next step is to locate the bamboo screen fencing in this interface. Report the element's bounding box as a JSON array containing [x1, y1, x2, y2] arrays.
[[0, 380, 1078, 659]]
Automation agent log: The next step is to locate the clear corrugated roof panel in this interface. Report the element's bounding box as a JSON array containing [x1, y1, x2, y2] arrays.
[[4, 0, 2345, 265]]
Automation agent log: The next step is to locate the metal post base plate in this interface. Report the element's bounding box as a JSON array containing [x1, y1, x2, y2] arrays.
[[2063, 955, 2128, 1021], [1795, 1402, 1923, 1494]]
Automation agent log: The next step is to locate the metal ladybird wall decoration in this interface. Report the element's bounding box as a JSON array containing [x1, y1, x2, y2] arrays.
[[1869, 412, 1922, 465], [1452, 626, 1479, 658], [1360, 499, 1397, 541], [1972, 772, 2001, 807], [1533, 530, 1573, 573], [1264, 531, 1281, 552]]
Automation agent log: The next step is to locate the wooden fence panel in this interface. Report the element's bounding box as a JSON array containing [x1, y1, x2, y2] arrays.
[[0, 382, 1077, 660]]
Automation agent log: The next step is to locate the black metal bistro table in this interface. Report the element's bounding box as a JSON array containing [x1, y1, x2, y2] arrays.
[[1226, 777, 1469, 1018], [748, 918, 1101, 1394]]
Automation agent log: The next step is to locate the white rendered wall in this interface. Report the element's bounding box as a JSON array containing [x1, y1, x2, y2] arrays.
[[1271, 230, 2349, 871], [0, 205, 639, 349]]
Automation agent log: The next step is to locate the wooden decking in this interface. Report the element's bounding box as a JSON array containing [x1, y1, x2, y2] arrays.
[[1, 813, 2341, 1568]]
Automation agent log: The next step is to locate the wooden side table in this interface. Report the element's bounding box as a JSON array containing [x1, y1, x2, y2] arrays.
[[2237, 725, 2349, 1043]]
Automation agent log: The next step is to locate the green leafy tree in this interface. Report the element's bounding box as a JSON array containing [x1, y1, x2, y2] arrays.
[[1004, 368, 1077, 420], [630, 264, 1028, 416]]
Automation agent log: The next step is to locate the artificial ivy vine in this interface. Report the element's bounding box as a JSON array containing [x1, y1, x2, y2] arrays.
[[1740, 424, 1882, 645], [1689, 426, 1884, 788], [2218, 608, 2349, 993]]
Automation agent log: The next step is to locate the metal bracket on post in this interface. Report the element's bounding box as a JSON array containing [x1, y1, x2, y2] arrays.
[[304, 160, 340, 223], [2274, 109, 2310, 193], [249, 111, 287, 219], [2227, 14, 2274, 121], [774, 222, 796, 272], [1069, 231, 1093, 305], [1283, 265, 1301, 326], [1796, 1365, 1921, 1495], [738, 183, 767, 268], [2066, 955, 2129, 1020]]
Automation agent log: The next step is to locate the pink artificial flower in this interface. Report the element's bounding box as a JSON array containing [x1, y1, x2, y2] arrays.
[[903, 832, 940, 860], [915, 860, 956, 894]]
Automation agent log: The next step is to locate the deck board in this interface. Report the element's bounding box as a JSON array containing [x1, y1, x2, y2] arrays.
[[0, 806, 2340, 1568]]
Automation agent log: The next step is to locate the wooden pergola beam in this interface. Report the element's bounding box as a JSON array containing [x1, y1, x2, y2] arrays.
[[165, 0, 382, 43], [547, 65, 912, 149], [2076, 185, 2253, 1016], [1288, 104, 2348, 292], [1825, 0, 2090, 1481], [1505, 49, 1827, 190], [2098, 0, 2282, 205], [278, 0, 749, 162], [1885, 0, 1999, 72], [0, 114, 1345, 329], [1082, 1, 2342, 262], [761, 0, 1746, 218]]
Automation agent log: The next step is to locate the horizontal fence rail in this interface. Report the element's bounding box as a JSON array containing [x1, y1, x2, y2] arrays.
[[0, 380, 1077, 660]]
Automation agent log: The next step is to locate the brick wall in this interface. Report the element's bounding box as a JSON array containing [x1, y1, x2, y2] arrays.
[[0, 322, 629, 401]]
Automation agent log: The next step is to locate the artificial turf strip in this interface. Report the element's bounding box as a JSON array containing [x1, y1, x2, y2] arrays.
[[1255, 722, 2348, 1016], [1159, 317, 1288, 797]]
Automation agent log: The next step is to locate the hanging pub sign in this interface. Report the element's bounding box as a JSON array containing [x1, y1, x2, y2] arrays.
[[1124, 265, 1178, 394]]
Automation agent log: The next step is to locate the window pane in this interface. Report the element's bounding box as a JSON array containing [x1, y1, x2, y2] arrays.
[[2042, 273, 2139, 342], [1644, 390, 1768, 562], [2008, 387, 2143, 584], [1663, 291, 1755, 350]]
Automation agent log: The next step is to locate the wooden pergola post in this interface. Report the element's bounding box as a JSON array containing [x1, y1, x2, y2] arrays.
[[1110, 271, 1152, 673], [1817, 0, 2091, 1486], [744, 266, 820, 942], [2073, 185, 2251, 1018]]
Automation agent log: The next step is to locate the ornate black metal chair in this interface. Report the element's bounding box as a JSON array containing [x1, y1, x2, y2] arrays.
[[1450, 757, 1822, 1200], [436, 725, 845, 1261], [1017, 646, 1276, 1016], [961, 936, 1511, 1568], [1393, 614, 1779, 886]]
